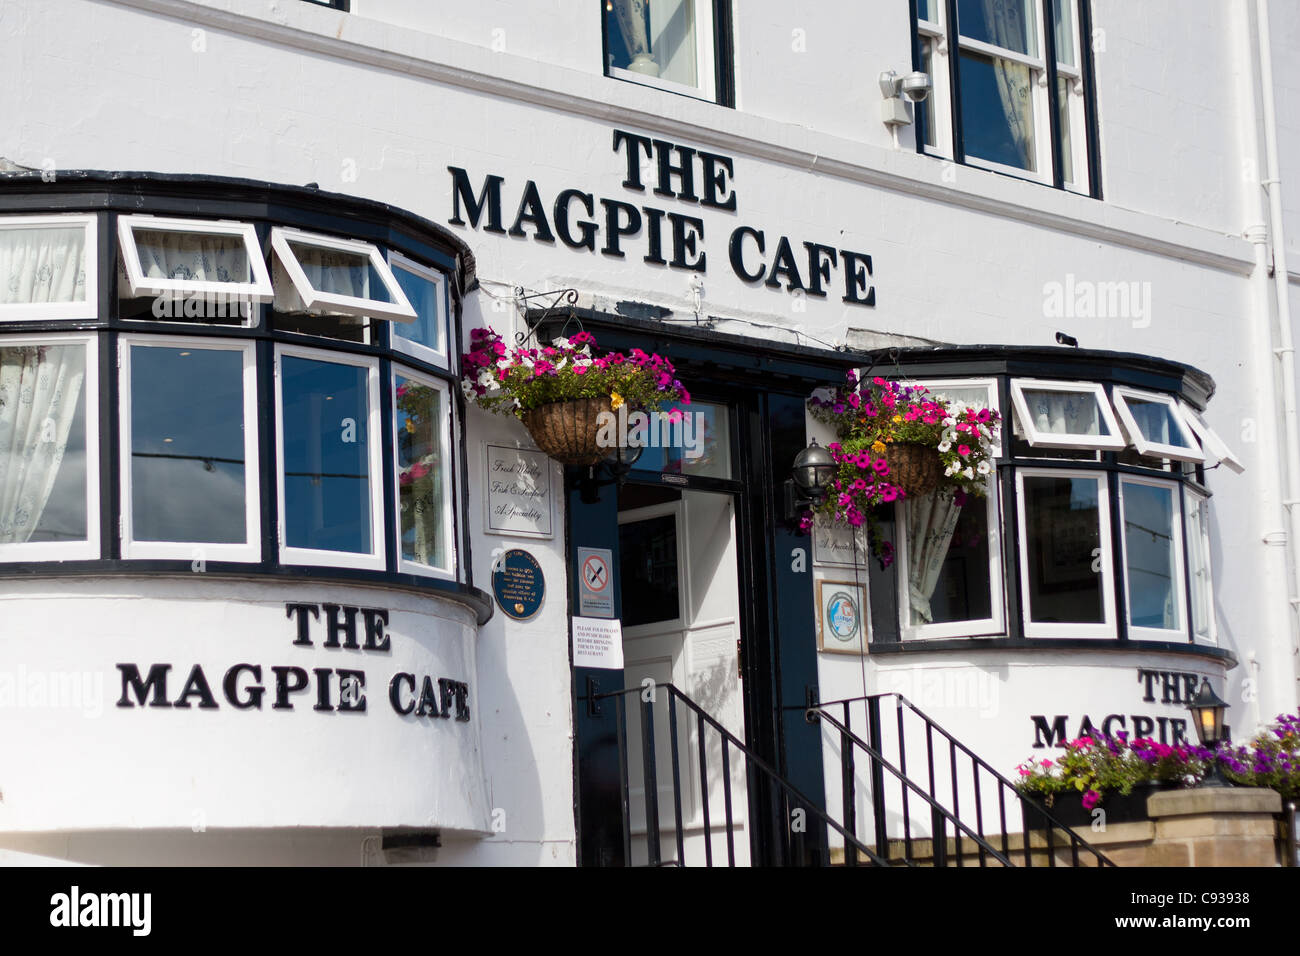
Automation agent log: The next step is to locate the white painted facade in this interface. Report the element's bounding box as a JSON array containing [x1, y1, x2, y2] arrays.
[[0, 0, 1298, 866]]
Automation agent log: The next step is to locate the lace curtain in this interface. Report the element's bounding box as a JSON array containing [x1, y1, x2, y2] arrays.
[[0, 344, 84, 544], [983, 0, 1035, 168], [1022, 390, 1103, 435], [612, 0, 651, 57], [906, 488, 963, 624], [0, 224, 86, 305], [131, 229, 251, 287], [275, 245, 371, 314]]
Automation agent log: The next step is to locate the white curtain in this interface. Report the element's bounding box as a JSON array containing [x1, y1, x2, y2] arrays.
[[1023, 390, 1101, 435], [613, 0, 651, 56], [132, 230, 250, 286], [984, 0, 1035, 169], [0, 344, 85, 544], [907, 488, 963, 624], [275, 245, 371, 314], [0, 225, 86, 305]]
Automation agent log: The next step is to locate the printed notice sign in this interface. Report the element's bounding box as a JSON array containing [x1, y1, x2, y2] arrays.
[[484, 443, 553, 538], [572, 616, 624, 670], [577, 547, 615, 618]]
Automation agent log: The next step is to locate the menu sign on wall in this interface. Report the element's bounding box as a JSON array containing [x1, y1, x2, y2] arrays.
[[484, 443, 553, 539]]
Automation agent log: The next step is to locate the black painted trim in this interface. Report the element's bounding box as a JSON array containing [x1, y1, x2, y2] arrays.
[[945, 0, 965, 164], [1042, 0, 1065, 190], [868, 636, 1238, 669], [0, 565, 494, 624], [713, 0, 737, 109], [1078, 0, 1104, 199]]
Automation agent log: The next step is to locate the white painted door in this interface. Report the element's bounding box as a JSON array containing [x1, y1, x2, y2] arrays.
[[618, 489, 748, 865]]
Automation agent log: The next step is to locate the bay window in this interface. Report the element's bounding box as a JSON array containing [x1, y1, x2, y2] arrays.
[[913, 0, 1098, 195], [0, 178, 472, 614], [859, 359, 1234, 652], [276, 346, 385, 570], [0, 335, 98, 560], [602, 0, 735, 106], [120, 338, 259, 562]]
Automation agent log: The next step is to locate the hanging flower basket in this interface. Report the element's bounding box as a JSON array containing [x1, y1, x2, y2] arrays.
[[881, 442, 943, 497], [520, 397, 613, 466]]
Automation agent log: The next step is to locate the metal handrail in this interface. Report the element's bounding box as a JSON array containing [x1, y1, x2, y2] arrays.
[[591, 682, 889, 867], [806, 692, 1115, 867]]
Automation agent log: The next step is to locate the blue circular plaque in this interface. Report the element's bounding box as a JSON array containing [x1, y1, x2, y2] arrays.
[[492, 549, 545, 621]]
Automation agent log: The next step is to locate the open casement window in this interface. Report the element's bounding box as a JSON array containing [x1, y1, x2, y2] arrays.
[[1111, 387, 1204, 464], [1009, 379, 1125, 451], [119, 337, 259, 562], [117, 215, 272, 308], [392, 369, 455, 579], [389, 253, 449, 368], [270, 227, 416, 324], [1016, 468, 1116, 639], [1119, 477, 1188, 641], [0, 334, 100, 561], [1184, 487, 1217, 645], [1180, 402, 1245, 475], [0, 215, 98, 321], [275, 344, 386, 571], [915, 1, 952, 158], [603, 0, 723, 103], [895, 479, 1005, 640]]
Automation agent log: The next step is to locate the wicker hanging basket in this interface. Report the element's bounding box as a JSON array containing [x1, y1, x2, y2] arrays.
[[881, 442, 943, 497], [520, 397, 614, 466]]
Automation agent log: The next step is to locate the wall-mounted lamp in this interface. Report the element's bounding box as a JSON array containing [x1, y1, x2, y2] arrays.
[[578, 441, 645, 504], [879, 69, 932, 128], [1187, 677, 1231, 787], [784, 439, 837, 521]]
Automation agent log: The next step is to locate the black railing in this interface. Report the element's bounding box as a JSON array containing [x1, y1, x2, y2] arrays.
[[591, 682, 888, 866], [805, 693, 1115, 867]]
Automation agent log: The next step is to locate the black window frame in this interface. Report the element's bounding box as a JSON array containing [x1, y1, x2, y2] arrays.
[[600, 0, 736, 109], [910, 0, 1103, 199]]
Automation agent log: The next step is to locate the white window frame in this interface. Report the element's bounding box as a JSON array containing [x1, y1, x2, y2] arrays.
[[917, 6, 953, 159], [1183, 486, 1218, 645], [895, 479, 1005, 641], [1118, 475, 1188, 642], [1180, 402, 1244, 474], [1051, 0, 1091, 194], [1009, 378, 1126, 451], [605, 0, 718, 103], [617, 500, 689, 636], [1111, 386, 1204, 463], [388, 252, 450, 369], [392, 366, 456, 580], [909, 377, 1002, 457], [274, 343, 386, 571], [1016, 467, 1116, 639], [954, 2, 1054, 185], [117, 215, 272, 303], [118, 336, 259, 562], [270, 227, 416, 323], [0, 214, 98, 321], [0, 332, 100, 562]]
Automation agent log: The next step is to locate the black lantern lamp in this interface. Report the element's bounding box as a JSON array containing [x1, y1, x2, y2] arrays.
[[1187, 677, 1231, 787], [784, 439, 837, 520]]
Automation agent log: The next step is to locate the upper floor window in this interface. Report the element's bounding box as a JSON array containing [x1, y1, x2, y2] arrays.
[[602, 0, 735, 106], [915, 0, 1098, 196]]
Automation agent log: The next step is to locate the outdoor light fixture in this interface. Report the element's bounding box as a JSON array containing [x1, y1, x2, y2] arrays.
[[578, 441, 645, 504], [785, 439, 836, 521], [879, 69, 932, 128], [1187, 677, 1231, 787]]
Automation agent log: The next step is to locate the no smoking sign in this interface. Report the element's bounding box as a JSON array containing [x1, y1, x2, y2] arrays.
[[576, 547, 615, 619]]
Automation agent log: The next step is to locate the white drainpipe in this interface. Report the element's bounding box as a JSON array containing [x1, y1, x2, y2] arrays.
[[1251, 0, 1300, 706]]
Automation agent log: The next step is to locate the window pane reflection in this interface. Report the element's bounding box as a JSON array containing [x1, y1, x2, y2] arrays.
[[958, 52, 1036, 171], [393, 264, 443, 355], [131, 345, 245, 543], [396, 377, 447, 570], [282, 356, 372, 554], [1023, 475, 1104, 624], [1123, 481, 1180, 631]]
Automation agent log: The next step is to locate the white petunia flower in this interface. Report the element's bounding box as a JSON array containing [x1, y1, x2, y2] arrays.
[[938, 440, 952, 453], [977, 460, 991, 475], [964, 467, 974, 480]]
